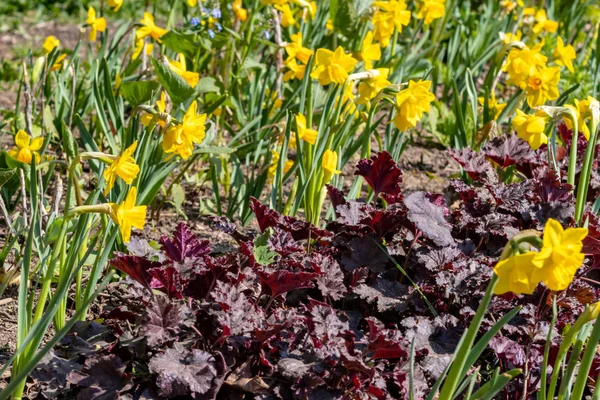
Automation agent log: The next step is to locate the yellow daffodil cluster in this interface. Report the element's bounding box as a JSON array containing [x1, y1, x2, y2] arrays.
[[503, 42, 560, 107], [371, 0, 411, 48], [284, 32, 313, 82], [523, 8, 558, 35], [393, 80, 436, 131], [494, 219, 587, 295]]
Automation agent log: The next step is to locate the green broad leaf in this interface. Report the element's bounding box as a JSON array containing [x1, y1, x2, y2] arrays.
[[121, 80, 160, 106], [196, 77, 220, 94], [151, 58, 195, 104], [160, 31, 199, 58], [0, 168, 15, 188], [171, 183, 186, 217], [241, 57, 265, 72], [333, 1, 358, 37], [254, 231, 277, 266]]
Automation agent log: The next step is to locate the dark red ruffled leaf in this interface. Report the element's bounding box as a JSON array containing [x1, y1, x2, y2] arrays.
[[355, 151, 402, 198], [110, 254, 163, 291], [160, 223, 210, 262]]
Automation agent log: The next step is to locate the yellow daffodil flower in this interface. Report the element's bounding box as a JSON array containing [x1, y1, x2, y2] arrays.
[[532, 9, 558, 35], [416, 0, 446, 25], [42, 36, 60, 54], [285, 32, 313, 64], [168, 54, 200, 88], [268, 150, 294, 182], [478, 94, 506, 120], [275, 4, 296, 27], [103, 141, 140, 195], [326, 19, 334, 31], [296, 113, 318, 144], [9, 130, 43, 164], [311, 46, 358, 86], [163, 101, 207, 159], [109, 187, 147, 243], [499, 30, 522, 45], [86, 7, 107, 42], [136, 12, 168, 43], [531, 218, 587, 291], [357, 68, 391, 105], [188, 0, 198, 6], [565, 96, 598, 140], [392, 80, 436, 131], [233, 0, 248, 21], [554, 36, 576, 73], [494, 252, 539, 295], [524, 65, 560, 107], [360, 31, 381, 71], [322, 150, 341, 184], [50, 54, 67, 72], [512, 109, 548, 150], [283, 58, 307, 81], [107, 0, 124, 11]]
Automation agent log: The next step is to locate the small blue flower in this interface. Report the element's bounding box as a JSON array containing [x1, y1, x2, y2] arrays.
[[264, 30, 271, 40], [190, 17, 200, 26], [215, 22, 222, 31], [208, 29, 215, 39], [211, 9, 222, 18]]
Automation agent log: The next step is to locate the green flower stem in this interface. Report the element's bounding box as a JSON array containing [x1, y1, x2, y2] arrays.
[[570, 312, 600, 400], [546, 306, 593, 400], [565, 112, 579, 186], [437, 274, 498, 400], [539, 296, 557, 400], [574, 118, 600, 224]]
